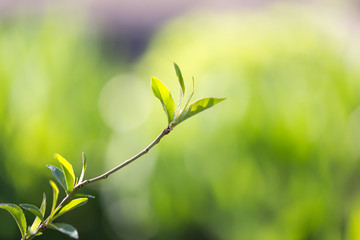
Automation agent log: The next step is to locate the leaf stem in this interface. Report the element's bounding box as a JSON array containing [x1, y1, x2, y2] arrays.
[[24, 127, 172, 240]]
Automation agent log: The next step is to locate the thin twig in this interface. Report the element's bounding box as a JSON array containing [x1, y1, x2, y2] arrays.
[[24, 127, 171, 239], [78, 126, 171, 187]]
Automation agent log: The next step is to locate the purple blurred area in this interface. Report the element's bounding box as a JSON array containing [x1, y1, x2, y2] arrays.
[[0, 0, 314, 61]]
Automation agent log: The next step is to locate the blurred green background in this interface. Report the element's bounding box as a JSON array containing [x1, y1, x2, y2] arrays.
[[1, 1, 360, 239]]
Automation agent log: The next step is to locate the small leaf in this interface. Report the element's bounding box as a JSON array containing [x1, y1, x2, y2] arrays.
[[54, 153, 75, 193], [20, 204, 43, 221], [27, 226, 43, 236], [49, 223, 79, 239], [174, 62, 185, 97], [151, 77, 175, 124], [30, 193, 46, 232], [72, 193, 95, 199], [78, 152, 87, 184], [0, 203, 27, 237], [39, 193, 46, 216], [47, 165, 67, 192], [53, 198, 88, 220], [49, 180, 59, 215], [175, 97, 226, 125], [183, 76, 195, 110]]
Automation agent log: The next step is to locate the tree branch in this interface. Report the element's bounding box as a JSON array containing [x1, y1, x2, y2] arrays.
[[78, 126, 171, 187], [25, 127, 171, 239]]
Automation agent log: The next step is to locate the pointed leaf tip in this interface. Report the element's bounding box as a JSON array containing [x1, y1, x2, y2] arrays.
[[79, 152, 87, 183], [0, 203, 27, 237], [53, 198, 88, 220], [175, 97, 225, 125], [174, 63, 185, 97], [151, 77, 175, 124], [49, 223, 79, 239]]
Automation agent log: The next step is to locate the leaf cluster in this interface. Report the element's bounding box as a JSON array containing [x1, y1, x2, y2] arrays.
[[0, 153, 89, 239], [151, 63, 225, 128]]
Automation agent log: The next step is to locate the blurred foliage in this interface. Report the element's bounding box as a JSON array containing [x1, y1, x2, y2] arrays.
[[103, 4, 360, 240], [0, 13, 117, 239], [2, 3, 360, 240]]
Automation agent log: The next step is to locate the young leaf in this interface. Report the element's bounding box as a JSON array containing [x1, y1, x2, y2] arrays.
[[49, 180, 59, 214], [174, 62, 185, 97], [0, 203, 27, 237], [20, 204, 43, 221], [53, 198, 88, 220], [49, 223, 79, 239], [183, 76, 195, 111], [54, 153, 75, 193], [39, 193, 46, 216], [47, 165, 67, 192], [72, 193, 95, 199], [175, 97, 226, 125], [78, 152, 87, 184], [151, 77, 175, 124], [30, 193, 46, 233]]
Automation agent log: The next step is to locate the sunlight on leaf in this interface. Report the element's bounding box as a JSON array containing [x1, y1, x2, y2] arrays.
[[0, 203, 27, 237], [151, 77, 175, 124], [53, 198, 88, 220], [30, 193, 46, 233], [39, 193, 46, 216], [49, 223, 79, 239], [54, 153, 75, 193], [175, 97, 225, 125], [49, 180, 59, 216], [79, 152, 87, 184]]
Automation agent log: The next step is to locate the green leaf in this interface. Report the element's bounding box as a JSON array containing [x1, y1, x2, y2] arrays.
[[0, 203, 27, 237], [183, 76, 195, 110], [49, 180, 59, 215], [175, 97, 226, 125], [47, 165, 67, 192], [20, 204, 43, 221], [174, 62, 185, 97], [49, 223, 79, 239], [72, 193, 95, 199], [53, 198, 88, 220], [78, 152, 87, 183], [30, 193, 46, 233], [151, 77, 175, 124], [54, 153, 76, 193], [39, 193, 46, 216]]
